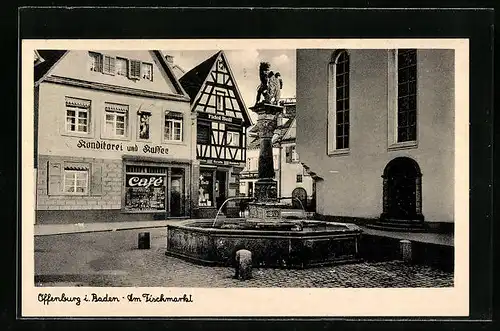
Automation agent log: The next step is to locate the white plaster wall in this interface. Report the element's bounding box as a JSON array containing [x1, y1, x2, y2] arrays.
[[296, 49, 455, 223]]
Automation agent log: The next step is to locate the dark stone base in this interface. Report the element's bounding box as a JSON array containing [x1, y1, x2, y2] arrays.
[[314, 214, 454, 234], [35, 210, 189, 224], [166, 220, 363, 269], [360, 234, 454, 272]]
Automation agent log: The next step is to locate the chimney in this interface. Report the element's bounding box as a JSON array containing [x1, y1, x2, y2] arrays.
[[165, 55, 174, 64]]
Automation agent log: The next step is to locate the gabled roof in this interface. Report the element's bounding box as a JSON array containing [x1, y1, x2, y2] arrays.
[[179, 50, 252, 126], [179, 51, 220, 101], [34, 50, 188, 99], [34, 50, 67, 84]]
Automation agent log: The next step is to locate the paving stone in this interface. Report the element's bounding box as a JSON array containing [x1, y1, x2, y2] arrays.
[[34, 228, 454, 288]]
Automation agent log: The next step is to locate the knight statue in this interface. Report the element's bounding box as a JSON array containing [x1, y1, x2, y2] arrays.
[[255, 62, 283, 106]]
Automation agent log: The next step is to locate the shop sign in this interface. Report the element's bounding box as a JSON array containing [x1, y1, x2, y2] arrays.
[[126, 174, 165, 189]]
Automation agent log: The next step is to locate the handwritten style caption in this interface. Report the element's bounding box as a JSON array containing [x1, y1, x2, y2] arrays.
[[38, 293, 194, 306]]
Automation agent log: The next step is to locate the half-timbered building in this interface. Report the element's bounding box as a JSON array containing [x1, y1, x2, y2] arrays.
[[179, 51, 252, 217]]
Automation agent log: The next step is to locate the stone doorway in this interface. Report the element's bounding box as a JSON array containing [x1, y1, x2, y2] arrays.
[[381, 157, 424, 221]]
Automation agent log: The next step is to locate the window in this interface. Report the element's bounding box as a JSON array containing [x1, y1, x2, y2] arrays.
[[286, 145, 299, 163], [89, 52, 102, 72], [104, 103, 129, 138], [64, 169, 88, 194], [327, 50, 350, 154], [142, 62, 153, 81], [387, 49, 418, 149], [291, 146, 299, 162], [197, 123, 210, 144], [226, 131, 240, 147], [65, 97, 91, 134], [296, 174, 303, 183], [129, 60, 141, 79], [165, 112, 183, 142], [397, 49, 417, 142], [116, 57, 128, 76], [102, 55, 116, 75], [137, 112, 151, 140], [199, 170, 215, 207], [124, 165, 167, 211], [216, 91, 225, 111]]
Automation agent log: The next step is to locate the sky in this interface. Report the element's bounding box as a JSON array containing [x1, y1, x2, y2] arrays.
[[163, 49, 296, 123]]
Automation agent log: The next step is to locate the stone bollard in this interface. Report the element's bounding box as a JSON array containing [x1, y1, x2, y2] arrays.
[[138, 232, 151, 249], [235, 249, 252, 280], [400, 239, 412, 263]]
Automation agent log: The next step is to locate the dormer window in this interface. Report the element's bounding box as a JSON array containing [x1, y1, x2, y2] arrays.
[[116, 57, 128, 76], [89, 52, 102, 72], [142, 62, 153, 81]]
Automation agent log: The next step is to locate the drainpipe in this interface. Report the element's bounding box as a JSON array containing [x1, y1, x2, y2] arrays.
[[278, 142, 282, 199]]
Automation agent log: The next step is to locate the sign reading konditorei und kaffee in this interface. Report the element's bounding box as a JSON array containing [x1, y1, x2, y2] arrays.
[[76, 139, 169, 155]]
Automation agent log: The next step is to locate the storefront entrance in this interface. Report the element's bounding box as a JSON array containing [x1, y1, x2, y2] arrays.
[[216, 170, 227, 212]]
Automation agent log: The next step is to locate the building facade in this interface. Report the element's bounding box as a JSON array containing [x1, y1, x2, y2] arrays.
[[179, 51, 252, 218], [240, 99, 315, 211], [34, 50, 196, 224], [296, 49, 454, 231]]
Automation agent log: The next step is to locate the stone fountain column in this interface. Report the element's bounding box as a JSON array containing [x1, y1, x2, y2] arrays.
[[247, 103, 284, 222]]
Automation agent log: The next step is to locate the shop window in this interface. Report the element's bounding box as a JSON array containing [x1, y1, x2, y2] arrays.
[[124, 168, 167, 211], [65, 97, 91, 134], [165, 111, 183, 142], [142, 62, 153, 81], [199, 171, 214, 207], [116, 57, 128, 76], [138, 111, 151, 140], [104, 103, 128, 138], [64, 169, 88, 194]]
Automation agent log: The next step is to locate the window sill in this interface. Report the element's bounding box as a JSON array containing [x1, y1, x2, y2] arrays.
[[137, 138, 153, 143], [388, 141, 418, 151], [162, 140, 186, 146], [327, 149, 350, 157], [100, 135, 131, 142], [61, 131, 94, 139]]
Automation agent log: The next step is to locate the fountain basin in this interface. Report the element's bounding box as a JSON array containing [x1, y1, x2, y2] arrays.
[[166, 219, 363, 268]]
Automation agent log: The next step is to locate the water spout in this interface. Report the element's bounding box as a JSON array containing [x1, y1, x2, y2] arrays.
[[212, 196, 255, 227], [211, 196, 308, 228]]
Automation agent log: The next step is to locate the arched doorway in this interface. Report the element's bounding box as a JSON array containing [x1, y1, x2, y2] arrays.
[[292, 187, 307, 210], [381, 157, 424, 221]]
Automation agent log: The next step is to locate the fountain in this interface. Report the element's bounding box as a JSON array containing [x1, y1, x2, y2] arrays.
[[165, 62, 363, 268]]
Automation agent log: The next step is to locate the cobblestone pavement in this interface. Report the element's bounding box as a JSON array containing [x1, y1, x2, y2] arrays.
[[35, 228, 453, 288]]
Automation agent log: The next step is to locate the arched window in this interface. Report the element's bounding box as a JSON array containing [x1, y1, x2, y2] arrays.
[[387, 49, 418, 149], [327, 50, 350, 155]]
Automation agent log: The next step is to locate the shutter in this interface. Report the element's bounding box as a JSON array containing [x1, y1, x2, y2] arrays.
[[47, 161, 62, 195], [103, 55, 116, 75], [109, 57, 116, 74], [90, 163, 103, 196], [129, 60, 141, 78], [96, 54, 103, 72], [285, 146, 292, 163]]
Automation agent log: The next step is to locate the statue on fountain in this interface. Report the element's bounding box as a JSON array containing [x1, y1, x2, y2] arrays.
[[255, 62, 283, 106]]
